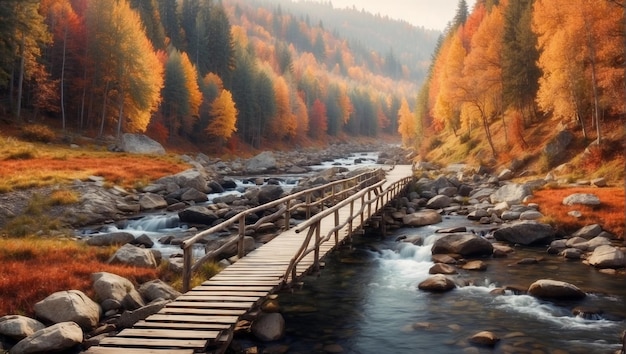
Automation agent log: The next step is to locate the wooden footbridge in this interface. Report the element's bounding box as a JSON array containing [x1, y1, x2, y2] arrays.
[[85, 165, 414, 354]]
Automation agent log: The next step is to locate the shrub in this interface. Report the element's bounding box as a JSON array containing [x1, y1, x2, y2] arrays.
[[49, 189, 79, 205], [21, 124, 56, 143]]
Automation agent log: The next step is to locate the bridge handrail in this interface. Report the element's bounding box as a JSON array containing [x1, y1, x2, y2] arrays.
[[180, 168, 386, 292], [282, 174, 414, 284]]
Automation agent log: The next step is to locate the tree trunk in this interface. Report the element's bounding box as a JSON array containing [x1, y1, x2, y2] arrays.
[[116, 89, 124, 138], [16, 33, 25, 121], [99, 81, 110, 138], [60, 25, 68, 132]]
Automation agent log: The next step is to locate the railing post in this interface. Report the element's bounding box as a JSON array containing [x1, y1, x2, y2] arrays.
[[334, 209, 339, 244], [284, 199, 291, 230], [182, 247, 192, 293], [238, 214, 246, 258], [348, 200, 354, 235], [314, 222, 321, 271], [306, 193, 311, 219]]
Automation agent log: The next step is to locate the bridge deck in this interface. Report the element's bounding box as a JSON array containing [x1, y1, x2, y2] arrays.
[[86, 165, 413, 354]]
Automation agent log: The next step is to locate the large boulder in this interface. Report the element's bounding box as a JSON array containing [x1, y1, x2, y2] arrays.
[[178, 206, 219, 225], [490, 183, 532, 205], [587, 245, 626, 269], [138, 279, 182, 302], [251, 312, 285, 341], [108, 244, 158, 268], [34, 290, 101, 330], [431, 233, 493, 257], [257, 185, 284, 204], [562, 193, 601, 206], [246, 151, 277, 174], [9, 322, 83, 354], [139, 193, 168, 211], [528, 279, 586, 300], [0, 315, 45, 341], [85, 232, 135, 247], [402, 210, 442, 227], [493, 221, 555, 246], [426, 195, 451, 209], [91, 272, 145, 310], [417, 274, 456, 292], [571, 224, 603, 240], [118, 133, 165, 155], [543, 130, 574, 165]]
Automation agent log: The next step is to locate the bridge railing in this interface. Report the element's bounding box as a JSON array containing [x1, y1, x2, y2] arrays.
[[282, 174, 414, 285], [180, 168, 386, 292]]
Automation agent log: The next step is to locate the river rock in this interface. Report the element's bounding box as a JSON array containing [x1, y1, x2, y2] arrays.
[[168, 169, 209, 192], [402, 210, 442, 226], [132, 234, 154, 248], [246, 151, 277, 174], [257, 185, 284, 204], [251, 312, 285, 341], [527, 279, 586, 300], [180, 187, 209, 203], [490, 183, 532, 205], [431, 254, 457, 264], [426, 195, 451, 209], [492, 221, 555, 246], [9, 322, 83, 354], [585, 236, 612, 251], [138, 279, 181, 302], [34, 290, 101, 329], [178, 206, 219, 225], [85, 232, 135, 246], [417, 274, 456, 292], [560, 248, 583, 259], [0, 315, 45, 341], [562, 193, 601, 206], [469, 331, 500, 347], [587, 245, 626, 269], [92, 272, 145, 310], [431, 233, 493, 257], [139, 193, 168, 211], [118, 133, 165, 155], [519, 210, 543, 220], [108, 244, 158, 268], [461, 260, 487, 271], [429, 263, 457, 275], [571, 224, 603, 240]]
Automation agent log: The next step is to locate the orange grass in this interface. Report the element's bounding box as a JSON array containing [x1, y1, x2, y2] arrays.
[[0, 154, 188, 191], [531, 187, 625, 238], [0, 238, 159, 317]]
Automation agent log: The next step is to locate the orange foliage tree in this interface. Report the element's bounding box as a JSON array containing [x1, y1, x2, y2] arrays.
[[206, 89, 238, 145], [397, 97, 415, 147], [309, 98, 327, 140]]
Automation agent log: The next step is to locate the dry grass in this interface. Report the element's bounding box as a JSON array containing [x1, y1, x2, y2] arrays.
[[0, 237, 160, 316], [531, 187, 625, 238]]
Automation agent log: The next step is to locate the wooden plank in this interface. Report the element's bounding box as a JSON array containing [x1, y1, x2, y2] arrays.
[[147, 314, 239, 323], [185, 290, 267, 297], [201, 280, 280, 286], [159, 307, 245, 316], [84, 347, 194, 354], [176, 295, 262, 302], [99, 337, 206, 348], [163, 301, 255, 309], [117, 328, 219, 339], [135, 321, 231, 330]]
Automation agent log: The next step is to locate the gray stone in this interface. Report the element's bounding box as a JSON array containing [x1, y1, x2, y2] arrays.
[[139, 193, 168, 211], [591, 177, 607, 187], [560, 248, 583, 259], [34, 290, 101, 330], [543, 130, 574, 164], [138, 279, 182, 302], [426, 195, 451, 209], [490, 183, 532, 205], [132, 234, 154, 248], [498, 169, 514, 180], [467, 209, 490, 221], [585, 236, 612, 251], [85, 232, 135, 247], [9, 322, 83, 354], [180, 188, 209, 203], [0, 315, 45, 341], [258, 185, 284, 204], [118, 133, 165, 155], [246, 151, 277, 173], [493, 221, 555, 246], [178, 206, 219, 225], [432, 233, 493, 257], [528, 279, 586, 300], [417, 274, 456, 292], [563, 193, 601, 206], [469, 331, 500, 347], [92, 272, 141, 305], [587, 245, 626, 269], [571, 224, 603, 240], [519, 210, 543, 220], [251, 312, 285, 341], [108, 244, 158, 268], [402, 210, 442, 227], [501, 211, 521, 221]]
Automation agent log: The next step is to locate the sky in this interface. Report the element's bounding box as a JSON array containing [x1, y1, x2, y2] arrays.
[[312, 0, 477, 31]]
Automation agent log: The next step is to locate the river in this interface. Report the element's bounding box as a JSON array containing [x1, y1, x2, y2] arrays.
[[272, 216, 626, 354]]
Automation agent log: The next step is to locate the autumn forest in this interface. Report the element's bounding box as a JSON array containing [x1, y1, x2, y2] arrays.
[[0, 0, 624, 160]]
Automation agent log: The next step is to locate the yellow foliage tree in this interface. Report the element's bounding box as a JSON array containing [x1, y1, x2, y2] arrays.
[[271, 76, 297, 140], [206, 89, 238, 143], [180, 51, 202, 133], [397, 97, 415, 147]]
